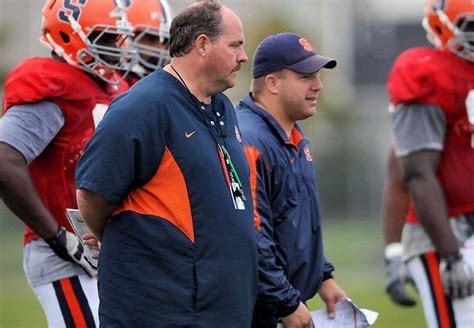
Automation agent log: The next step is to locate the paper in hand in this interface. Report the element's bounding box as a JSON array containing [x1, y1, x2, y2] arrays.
[[276, 299, 378, 328], [310, 299, 378, 328], [65, 208, 98, 269]]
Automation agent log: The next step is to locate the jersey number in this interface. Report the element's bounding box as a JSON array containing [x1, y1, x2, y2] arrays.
[[465, 90, 474, 148]]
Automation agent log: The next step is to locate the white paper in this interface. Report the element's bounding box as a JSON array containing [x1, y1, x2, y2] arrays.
[[311, 299, 378, 328], [276, 299, 378, 328], [65, 208, 98, 269]]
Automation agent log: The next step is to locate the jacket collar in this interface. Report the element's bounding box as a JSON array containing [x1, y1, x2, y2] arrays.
[[239, 93, 309, 150]]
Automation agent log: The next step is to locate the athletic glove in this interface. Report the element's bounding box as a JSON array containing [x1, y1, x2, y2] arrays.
[[385, 243, 417, 306], [439, 252, 474, 300], [46, 226, 97, 277]]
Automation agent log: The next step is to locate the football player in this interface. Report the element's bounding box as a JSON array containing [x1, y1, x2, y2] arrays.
[[78, 0, 175, 256], [125, 0, 173, 84], [386, 0, 474, 326], [0, 1, 136, 326]]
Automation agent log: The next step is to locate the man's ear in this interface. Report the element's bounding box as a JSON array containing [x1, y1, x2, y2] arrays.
[[194, 34, 210, 56], [265, 74, 280, 94]]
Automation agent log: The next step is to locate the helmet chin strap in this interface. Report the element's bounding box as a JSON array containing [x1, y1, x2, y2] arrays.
[[42, 33, 76, 65], [67, 15, 91, 47], [422, 17, 443, 48]]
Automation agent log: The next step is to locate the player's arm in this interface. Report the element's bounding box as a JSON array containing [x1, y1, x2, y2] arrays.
[[391, 103, 457, 255], [399, 150, 458, 255], [0, 102, 95, 276], [243, 146, 310, 325], [399, 148, 474, 299], [76, 189, 116, 241], [392, 103, 474, 299], [0, 102, 64, 239], [0, 142, 59, 239], [381, 145, 416, 306], [382, 145, 408, 245]]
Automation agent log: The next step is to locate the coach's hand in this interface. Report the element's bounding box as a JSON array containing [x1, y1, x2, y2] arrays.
[[281, 302, 313, 328], [440, 252, 474, 299], [385, 243, 416, 306], [46, 226, 97, 277], [82, 231, 100, 260]]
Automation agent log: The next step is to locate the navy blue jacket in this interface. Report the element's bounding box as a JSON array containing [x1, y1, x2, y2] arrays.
[[76, 71, 258, 327], [236, 93, 334, 326]]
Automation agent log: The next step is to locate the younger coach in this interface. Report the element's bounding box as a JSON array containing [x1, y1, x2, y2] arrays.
[[237, 33, 347, 328]]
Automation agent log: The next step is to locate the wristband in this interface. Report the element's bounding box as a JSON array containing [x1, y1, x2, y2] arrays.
[[385, 242, 404, 259], [322, 270, 334, 281], [45, 226, 64, 246], [440, 251, 462, 268]]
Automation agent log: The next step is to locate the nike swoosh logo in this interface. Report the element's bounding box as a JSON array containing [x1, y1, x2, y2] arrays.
[[185, 131, 196, 138]]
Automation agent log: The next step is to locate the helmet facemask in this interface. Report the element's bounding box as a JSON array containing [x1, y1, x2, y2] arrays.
[[40, 0, 139, 85], [77, 25, 138, 84], [131, 24, 171, 77], [449, 14, 474, 62]]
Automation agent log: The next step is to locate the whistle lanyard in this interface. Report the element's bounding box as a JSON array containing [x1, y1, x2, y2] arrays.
[[170, 65, 246, 210]]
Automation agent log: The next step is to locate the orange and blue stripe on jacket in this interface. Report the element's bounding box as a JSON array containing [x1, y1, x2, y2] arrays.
[[75, 69, 258, 327], [236, 93, 334, 327]]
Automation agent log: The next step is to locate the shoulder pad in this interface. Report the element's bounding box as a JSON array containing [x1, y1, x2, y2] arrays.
[[3, 58, 87, 111], [387, 47, 453, 108]]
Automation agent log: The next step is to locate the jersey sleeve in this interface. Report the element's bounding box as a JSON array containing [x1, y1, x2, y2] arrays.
[[75, 93, 166, 204], [0, 101, 64, 164], [243, 143, 301, 317], [391, 103, 446, 156]]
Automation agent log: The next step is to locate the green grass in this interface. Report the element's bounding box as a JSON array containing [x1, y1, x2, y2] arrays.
[[307, 219, 425, 328], [0, 218, 425, 327], [0, 227, 46, 327]]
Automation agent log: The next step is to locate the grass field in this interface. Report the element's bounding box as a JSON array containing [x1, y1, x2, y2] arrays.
[[0, 217, 426, 327], [308, 219, 425, 327]]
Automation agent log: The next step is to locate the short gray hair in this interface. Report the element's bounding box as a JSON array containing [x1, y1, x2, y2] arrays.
[[169, 1, 222, 57]]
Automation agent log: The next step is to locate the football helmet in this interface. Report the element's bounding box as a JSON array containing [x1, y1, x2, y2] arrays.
[[40, 0, 137, 84], [423, 0, 474, 62], [126, 0, 173, 77]]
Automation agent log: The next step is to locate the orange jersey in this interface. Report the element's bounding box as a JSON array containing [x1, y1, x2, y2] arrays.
[[3, 57, 129, 243], [388, 47, 474, 222]]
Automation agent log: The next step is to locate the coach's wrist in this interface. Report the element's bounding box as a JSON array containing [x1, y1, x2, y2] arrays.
[[277, 300, 301, 318], [275, 291, 301, 318], [322, 270, 334, 281]]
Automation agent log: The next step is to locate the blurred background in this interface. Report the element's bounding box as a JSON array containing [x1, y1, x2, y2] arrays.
[[1, 0, 429, 326]]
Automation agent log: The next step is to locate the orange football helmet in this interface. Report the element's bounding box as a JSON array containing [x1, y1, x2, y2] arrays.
[[126, 0, 173, 77], [423, 0, 474, 62], [40, 0, 137, 84]]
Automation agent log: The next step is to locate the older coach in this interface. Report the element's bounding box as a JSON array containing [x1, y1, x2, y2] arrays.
[[75, 1, 257, 326]]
